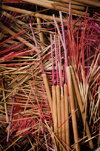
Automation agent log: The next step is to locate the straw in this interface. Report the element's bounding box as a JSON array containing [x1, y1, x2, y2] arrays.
[[50, 34, 55, 86], [29, 22, 45, 74], [59, 11, 68, 67], [58, 36, 63, 87], [54, 35, 59, 86], [7, 96, 15, 142]]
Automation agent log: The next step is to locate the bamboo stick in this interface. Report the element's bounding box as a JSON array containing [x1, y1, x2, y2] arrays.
[[52, 86, 57, 132], [56, 85, 61, 149], [51, 0, 86, 6], [72, 0, 100, 7], [22, 0, 89, 15], [52, 2, 85, 11], [70, 67, 94, 149], [22, 0, 53, 9], [53, 5, 89, 15], [66, 66, 80, 151], [64, 84, 70, 151], [42, 74, 53, 114], [2, 80, 9, 123], [61, 87, 66, 143], [0, 23, 35, 49], [37, 18, 44, 47], [52, 86, 58, 151]]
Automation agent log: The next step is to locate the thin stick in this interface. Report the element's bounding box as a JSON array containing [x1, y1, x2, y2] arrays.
[[54, 35, 59, 86], [56, 85, 61, 140], [59, 11, 68, 67], [50, 34, 55, 86], [61, 86, 66, 150], [30, 22, 45, 74], [64, 84, 70, 151], [7, 96, 15, 142], [37, 17, 44, 47], [42, 74, 53, 114], [52, 86, 57, 150], [53, 14, 65, 53], [72, 0, 100, 7], [2, 80, 9, 123]]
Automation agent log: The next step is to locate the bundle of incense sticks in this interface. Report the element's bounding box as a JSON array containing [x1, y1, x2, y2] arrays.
[[0, 1, 100, 151]]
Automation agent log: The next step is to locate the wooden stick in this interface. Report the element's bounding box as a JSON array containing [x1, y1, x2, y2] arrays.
[[72, 0, 100, 7], [66, 66, 80, 151], [52, 2, 85, 11], [61, 87, 66, 144], [2, 80, 9, 123], [70, 67, 94, 149], [37, 18, 44, 47], [22, 0, 54, 9], [56, 85, 61, 150], [52, 86, 57, 132], [51, 0, 86, 6], [42, 74, 53, 114], [64, 84, 70, 151], [52, 86, 58, 151]]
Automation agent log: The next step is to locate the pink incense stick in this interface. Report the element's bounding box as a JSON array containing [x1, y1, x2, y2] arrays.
[[30, 23, 45, 74], [58, 36, 63, 87], [54, 35, 59, 86], [53, 14, 65, 51], [59, 11, 68, 67], [50, 34, 55, 86], [7, 96, 15, 142], [59, 11, 68, 84]]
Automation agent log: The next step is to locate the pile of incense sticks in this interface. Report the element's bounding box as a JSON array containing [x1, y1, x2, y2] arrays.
[[0, 1, 100, 151], [1, 0, 100, 16]]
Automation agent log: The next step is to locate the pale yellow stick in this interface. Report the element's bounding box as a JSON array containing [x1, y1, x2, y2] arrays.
[[2, 80, 9, 123], [64, 84, 70, 151], [61, 86, 66, 148], [52, 86, 57, 132], [37, 18, 44, 47], [70, 67, 94, 149], [52, 86, 58, 151], [72, 0, 100, 7], [52, 2, 85, 10], [51, 0, 86, 6], [66, 66, 80, 151], [42, 74, 53, 114], [56, 85, 61, 150]]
